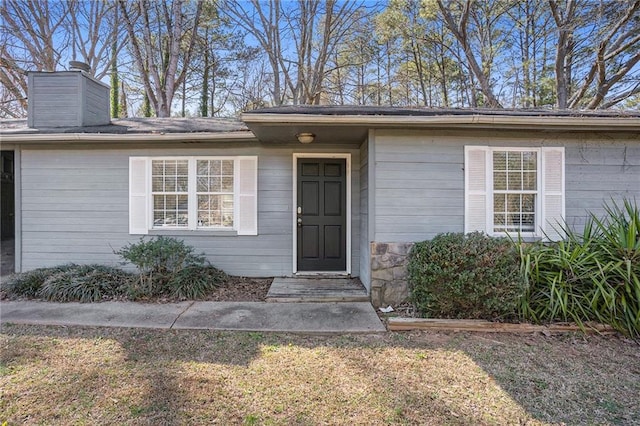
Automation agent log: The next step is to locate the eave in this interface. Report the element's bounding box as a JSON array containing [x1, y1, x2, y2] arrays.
[[0, 130, 258, 145]]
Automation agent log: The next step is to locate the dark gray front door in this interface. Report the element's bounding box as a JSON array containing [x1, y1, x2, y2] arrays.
[[297, 158, 347, 271]]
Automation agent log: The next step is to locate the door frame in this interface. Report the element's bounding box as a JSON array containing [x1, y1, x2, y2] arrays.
[[292, 153, 351, 275]]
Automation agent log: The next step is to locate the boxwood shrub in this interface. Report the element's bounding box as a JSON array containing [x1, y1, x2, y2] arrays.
[[408, 232, 525, 321], [116, 236, 228, 299]]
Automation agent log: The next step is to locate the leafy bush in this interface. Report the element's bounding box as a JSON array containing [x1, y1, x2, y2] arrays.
[[408, 232, 525, 321], [115, 236, 226, 299], [518, 199, 640, 337]]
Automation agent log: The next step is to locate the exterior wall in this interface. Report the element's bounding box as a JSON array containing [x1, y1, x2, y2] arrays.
[[358, 138, 370, 290], [19, 143, 361, 278], [27, 72, 110, 128], [28, 74, 81, 128], [565, 142, 640, 230], [82, 77, 110, 126], [369, 129, 640, 306]]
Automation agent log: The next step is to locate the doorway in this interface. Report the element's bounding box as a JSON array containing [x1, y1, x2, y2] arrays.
[[294, 155, 350, 273]]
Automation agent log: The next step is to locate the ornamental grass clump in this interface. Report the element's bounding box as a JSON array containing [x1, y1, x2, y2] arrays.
[[408, 232, 525, 321], [517, 199, 640, 338], [1, 265, 75, 298], [38, 264, 134, 302], [2, 264, 134, 302]]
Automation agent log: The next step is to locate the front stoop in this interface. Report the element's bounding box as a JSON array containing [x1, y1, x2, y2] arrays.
[[266, 277, 369, 303]]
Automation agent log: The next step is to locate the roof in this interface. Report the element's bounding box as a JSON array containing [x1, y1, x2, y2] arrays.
[[244, 105, 640, 119], [0, 117, 249, 134], [242, 106, 640, 144], [2, 106, 639, 145], [0, 117, 255, 143]]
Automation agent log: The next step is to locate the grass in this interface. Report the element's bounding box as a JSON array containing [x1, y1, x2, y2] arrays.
[[1, 325, 639, 425]]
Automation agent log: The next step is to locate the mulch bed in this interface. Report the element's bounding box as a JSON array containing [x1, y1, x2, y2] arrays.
[[202, 276, 272, 302], [0, 276, 273, 303]]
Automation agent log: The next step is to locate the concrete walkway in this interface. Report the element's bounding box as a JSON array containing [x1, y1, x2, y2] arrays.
[[0, 300, 387, 334]]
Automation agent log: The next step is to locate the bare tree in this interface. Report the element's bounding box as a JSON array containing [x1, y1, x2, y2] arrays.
[[0, 0, 69, 116], [570, 0, 640, 109], [548, 0, 578, 108], [222, 0, 368, 106], [66, 0, 126, 80], [435, 0, 505, 108], [118, 0, 203, 117]]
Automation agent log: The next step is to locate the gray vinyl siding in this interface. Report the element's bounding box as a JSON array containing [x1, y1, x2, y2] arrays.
[[373, 130, 464, 242], [27, 72, 110, 128], [28, 74, 80, 128], [83, 77, 110, 126], [359, 138, 370, 290], [565, 141, 640, 230], [372, 130, 639, 243], [19, 145, 361, 277]]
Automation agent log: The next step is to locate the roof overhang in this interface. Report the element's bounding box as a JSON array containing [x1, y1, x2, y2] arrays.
[[242, 111, 640, 144], [0, 130, 258, 145]]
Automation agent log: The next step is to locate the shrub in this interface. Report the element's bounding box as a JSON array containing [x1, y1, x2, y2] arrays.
[[115, 236, 226, 299], [168, 265, 228, 299], [2, 264, 133, 302], [408, 232, 525, 321], [518, 198, 640, 337], [2, 264, 76, 298]]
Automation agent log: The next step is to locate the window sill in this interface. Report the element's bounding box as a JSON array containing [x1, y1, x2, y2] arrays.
[[148, 229, 238, 237]]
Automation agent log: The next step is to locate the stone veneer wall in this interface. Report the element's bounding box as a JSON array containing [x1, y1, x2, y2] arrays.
[[369, 242, 414, 307]]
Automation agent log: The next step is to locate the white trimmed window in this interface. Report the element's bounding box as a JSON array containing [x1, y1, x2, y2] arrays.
[[129, 156, 258, 235], [464, 146, 565, 240]]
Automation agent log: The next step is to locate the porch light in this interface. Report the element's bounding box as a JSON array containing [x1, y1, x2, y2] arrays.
[[296, 132, 315, 144]]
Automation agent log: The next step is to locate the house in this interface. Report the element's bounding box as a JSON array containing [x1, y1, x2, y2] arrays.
[[1, 68, 639, 306]]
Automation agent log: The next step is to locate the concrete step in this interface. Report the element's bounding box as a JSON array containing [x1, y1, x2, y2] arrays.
[[266, 277, 369, 303]]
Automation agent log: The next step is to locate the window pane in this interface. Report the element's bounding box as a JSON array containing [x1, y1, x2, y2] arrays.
[[522, 194, 535, 213], [523, 151, 537, 170], [152, 161, 163, 175], [197, 177, 208, 192], [493, 152, 506, 170], [492, 150, 539, 234], [197, 160, 209, 175], [210, 161, 221, 175], [197, 194, 233, 228], [166, 195, 176, 209], [207, 177, 219, 192], [522, 214, 535, 230], [196, 160, 233, 194], [222, 160, 234, 175], [507, 152, 522, 170], [222, 177, 234, 192], [153, 194, 188, 228], [508, 172, 522, 190], [523, 171, 537, 190], [151, 158, 235, 230], [494, 193, 506, 213], [152, 176, 164, 192], [494, 172, 507, 190], [177, 177, 188, 192], [222, 195, 234, 226]]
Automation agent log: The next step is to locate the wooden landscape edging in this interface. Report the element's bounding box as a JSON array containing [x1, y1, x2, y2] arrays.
[[387, 317, 616, 334]]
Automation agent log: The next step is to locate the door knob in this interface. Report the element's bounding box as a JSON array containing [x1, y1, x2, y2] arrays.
[[297, 217, 302, 227]]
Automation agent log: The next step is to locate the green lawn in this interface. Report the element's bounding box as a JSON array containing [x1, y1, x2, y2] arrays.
[[1, 324, 638, 425]]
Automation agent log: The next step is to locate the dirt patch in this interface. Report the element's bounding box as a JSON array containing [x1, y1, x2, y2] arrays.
[[201, 276, 271, 302]]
